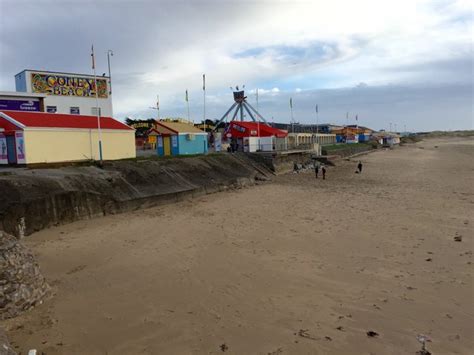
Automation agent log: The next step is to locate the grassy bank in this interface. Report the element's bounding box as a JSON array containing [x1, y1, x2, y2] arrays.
[[321, 142, 375, 157], [323, 142, 373, 152]]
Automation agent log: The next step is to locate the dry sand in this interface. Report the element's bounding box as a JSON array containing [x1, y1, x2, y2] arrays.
[[3, 138, 473, 355]]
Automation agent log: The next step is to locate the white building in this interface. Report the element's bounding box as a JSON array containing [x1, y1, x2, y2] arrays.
[[0, 91, 46, 112], [15, 69, 113, 116]]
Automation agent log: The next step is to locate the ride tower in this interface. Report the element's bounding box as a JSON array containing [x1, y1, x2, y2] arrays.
[[214, 86, 268, 129]]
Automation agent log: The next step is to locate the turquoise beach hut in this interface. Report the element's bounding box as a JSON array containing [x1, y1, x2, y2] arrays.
[[154, 121, 208, 156]]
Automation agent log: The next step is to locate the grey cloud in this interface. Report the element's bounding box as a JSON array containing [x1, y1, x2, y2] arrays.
[[128, 82, 472, 131], [0, 0, 472, 131], [382, 57, 473, 84]]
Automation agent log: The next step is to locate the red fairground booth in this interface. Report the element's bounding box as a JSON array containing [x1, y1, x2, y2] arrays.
[[225, 121, 287, 152], [214, 88, 288, 152]]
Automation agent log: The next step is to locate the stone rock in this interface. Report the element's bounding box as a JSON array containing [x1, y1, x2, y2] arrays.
[[0, 327, 17, 355], [0, 231, 50, 320]]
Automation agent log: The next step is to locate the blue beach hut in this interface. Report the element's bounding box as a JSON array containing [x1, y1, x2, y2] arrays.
[[154, 121, 208, 156]]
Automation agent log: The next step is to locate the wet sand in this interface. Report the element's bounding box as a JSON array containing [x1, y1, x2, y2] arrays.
[[4, 138, 473, 354]]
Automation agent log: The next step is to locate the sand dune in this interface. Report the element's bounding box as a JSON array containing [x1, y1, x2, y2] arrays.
[[4, 138, 473, 354]]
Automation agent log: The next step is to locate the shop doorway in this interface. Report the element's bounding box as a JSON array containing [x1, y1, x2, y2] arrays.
[[6, 135, 17, 164], [163, 136, 171, 156]]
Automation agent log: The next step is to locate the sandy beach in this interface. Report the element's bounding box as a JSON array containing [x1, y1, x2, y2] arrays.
[[4, 138, 473, 354]]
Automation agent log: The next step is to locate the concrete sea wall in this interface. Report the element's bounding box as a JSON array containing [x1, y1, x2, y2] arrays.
[[247, 152, 315, 174], [0, 154, 272, 238]]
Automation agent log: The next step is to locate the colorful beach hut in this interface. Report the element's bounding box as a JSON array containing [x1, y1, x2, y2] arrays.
[[0, 110, 135, 165], [153, 121, 208, 156]]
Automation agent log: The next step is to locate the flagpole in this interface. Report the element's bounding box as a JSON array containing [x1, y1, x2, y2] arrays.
[[202, 74, 206, 131], [315, 104, 319, 134], [157, 94, 160, 120], [256, 88, 259, 112], [355, 114, 359, 142], [186, 89, 190, 123], [346, 112, 349, 143], [92, 45, 103, 164], [256, 88, 260, 151], [290, 97, 294, 134]]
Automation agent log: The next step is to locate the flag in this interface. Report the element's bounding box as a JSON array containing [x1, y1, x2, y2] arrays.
[[202, 74, 206, 91], [185, 90, 188, 102], [91, 45, 95, 69], [315, 104, 318, 113], [290, 97, 293, 109], [356, 114, 358, 121], [157, 95, 159, 110]]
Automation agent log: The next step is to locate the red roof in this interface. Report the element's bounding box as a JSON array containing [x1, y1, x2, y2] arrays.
[[228, 121, 287, 138], [0, 110, 133, 130]]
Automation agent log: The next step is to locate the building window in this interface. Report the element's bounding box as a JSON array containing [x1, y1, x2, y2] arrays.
[[91, 107, 101, 116], [70, 107, 80, 114], [46, 106, 57, 113]]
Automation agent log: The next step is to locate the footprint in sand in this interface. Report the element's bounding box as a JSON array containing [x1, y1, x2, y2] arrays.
[[66, 265, 87, 275]]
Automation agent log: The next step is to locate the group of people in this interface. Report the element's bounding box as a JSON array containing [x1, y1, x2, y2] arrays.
[[293, 160, 364, 180], [313, 160, 363, 180], [313, 163, 327, 179]]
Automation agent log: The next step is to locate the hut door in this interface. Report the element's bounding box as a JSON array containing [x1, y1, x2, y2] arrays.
[[6, 135, 17, 164], [163, 136, 171, 156]]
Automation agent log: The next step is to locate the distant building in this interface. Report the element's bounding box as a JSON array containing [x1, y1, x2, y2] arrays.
[[14, 69, 113, 116], [371, 132, 401, 146], [271, 122, 339, 134], [331, 127, 359, 143], [287, 133, 336, 147], [346, 125, 374, 134], [194, 119, 216, 132], [346, 125, 374, 142]]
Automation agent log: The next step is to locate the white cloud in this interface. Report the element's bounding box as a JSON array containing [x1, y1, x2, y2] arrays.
[[0, 0, 471, 129]]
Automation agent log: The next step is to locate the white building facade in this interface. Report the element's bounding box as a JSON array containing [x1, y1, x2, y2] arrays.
[[15, 69, 113, 117]]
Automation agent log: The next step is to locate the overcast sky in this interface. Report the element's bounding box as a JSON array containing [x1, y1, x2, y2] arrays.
[[0, 0, 472, 131]]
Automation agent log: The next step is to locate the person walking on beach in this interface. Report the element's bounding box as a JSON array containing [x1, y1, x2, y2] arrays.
[[293, 162, 299, 174], [322, 165, 326, 180], [357, 161, 363, 174], [314, 162, 320, 179]]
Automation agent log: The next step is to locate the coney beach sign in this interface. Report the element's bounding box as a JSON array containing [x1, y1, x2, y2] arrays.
[[31, 72, 108, 98]]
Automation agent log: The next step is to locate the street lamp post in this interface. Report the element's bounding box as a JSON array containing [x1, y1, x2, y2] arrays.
[[107, 50, 113, 95]]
